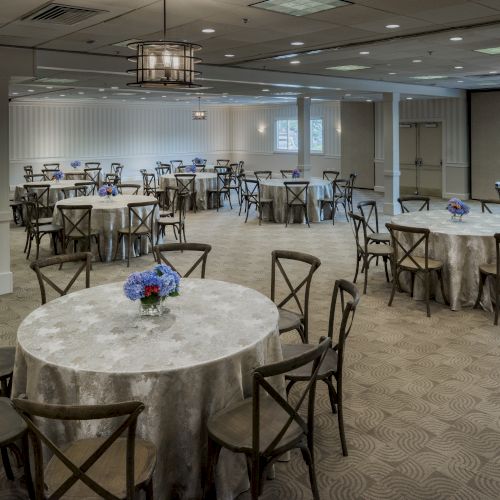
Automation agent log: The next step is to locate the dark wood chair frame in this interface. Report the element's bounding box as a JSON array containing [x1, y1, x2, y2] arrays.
[[24, 173, 46, 183], [84, 167, 102, 190], [24, 198, 61, 260], [254, 171, 272, 181], [43, 163, 60, 170], [284, 181, 310, 228], [386, 222, 448, 317], [480, 199, 500, 214], [117, 184, 141, 195], [171, 160, 184, 171], [30, 252, 92, 305], [174, 174, 197, 213], [12, 398, 154, 500], [357, 200, 391, 245], [474, 233, 500, 325], [74, 181, 96, 196], [240, 178, 273, 224], [280, 169, 295, 179], [208, 171, 232, 211], [271, 250, 321, 343], [215, 159, 230, 166], [397, 196, 430, 213], [24, 184, 52, 217], [142, 172, 159, 197], [285, 279, 360, 457], [41, 168, 60, 181], [320, 178, 349, 224], [156, 196, 187, 244], [322, 170, 340, 181], [85, 162, 101, 169], [203, 338, 331, 500], [153, 242, 211, 278], [155, 164, 171, 183]]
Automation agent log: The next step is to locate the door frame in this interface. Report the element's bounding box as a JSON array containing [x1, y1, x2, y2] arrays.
[[399, 119, 445, 198]]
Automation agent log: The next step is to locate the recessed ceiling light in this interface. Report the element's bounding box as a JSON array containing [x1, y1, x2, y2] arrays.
[[78, 92, 85, 95], [140, 97, 146, 100], [202, 28, 215, 33], [489, 71, 498, 74], [406, 97, 413, 100], [454, 66, 464, 69], [385, 24, 400, 29], [98, 88, 105, 92], [457, 80, 464, 83], [102, 96, 107, 99], [475, 46, 500, 55], [307, 49, 323, 55], [46, 86, 53, 89], [224, 54, 235, 58], [345, 93, 351, 97], [110, 86, 119, 90], [366, 99, 373, 102], [359, 51, 370, 55], [410, 75, 447, 80], [12, 92, 18, 95], [326, 65, 370, 71], [290, 60, 301, 64], [59, 94, 66, 97], [28, 89, 34, 92], [274, 53, 299, 60], [162, 95, 167, 98], [262, 89, 270, 92], [388, 72, 397, 75], [291, 41, 304, 46], [450, 37, 463, 41], [413, 59, 422, 63]]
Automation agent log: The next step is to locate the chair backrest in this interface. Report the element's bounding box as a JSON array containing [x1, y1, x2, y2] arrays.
[[12, 398, 145, 500], [114, 165, 124, 178], [333, 179, 349, 198], [386, 222, 431, 271], [117, 183, 141, 195], [24, 184, 51, 214], [214, 166, 228, 175], [398, 196, 430, 213], [105, 173, 119, 185], [84, 167, 101, 185], [349, 172, 357, 187], [254, 170, 272, 181], [24, 173, 45, 183], [271, 250, 321, 329], [171, 160, 183, 170], [43, 163, 60, 170], [58, 203, 93, 240], [244, 178, 261, 204], [480, 199, 500, 214], [61, 186, 88, 199], [327, 280, 360, 377], [155, 164, 171, 179], [176, 165, 186, 173], [323, 170, 340, 181], [85, 162, 101, 168], [41, 168, 59, 180], [216, 159, 230, 166], [30, 252, 92, 305], [175, 174, 196, 195], [349, 212, 369, 255], [126, 201, 158, 237], [110, 162, 121, 173], [153, 242, 212, 278], [24, 199, 43, 232], [24, 165, 33, 174], [357, 200, 380, 235], [142, 172, 157, 195], [251, 337, 331, 457], [280, 169, 294, 178], [284, 181, 309, 206], [74, 181, 96, 196], [215, 171, 231, 190]]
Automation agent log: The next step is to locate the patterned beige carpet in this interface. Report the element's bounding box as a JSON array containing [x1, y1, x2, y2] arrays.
[[1, 191, 500, 499]]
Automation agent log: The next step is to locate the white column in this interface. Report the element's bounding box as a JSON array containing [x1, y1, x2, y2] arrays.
[[383, 92, 401, 215], [297, 96, 311, 179], [0, 77, 11, 295]]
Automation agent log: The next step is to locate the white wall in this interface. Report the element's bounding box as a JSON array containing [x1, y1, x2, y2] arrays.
[[9, 100, 232, 185], [230, 101, 341, 177], [374, 97, 469, 198]]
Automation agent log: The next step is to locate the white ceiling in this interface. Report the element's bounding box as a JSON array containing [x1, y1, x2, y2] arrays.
[[5, 0, 500, 103]]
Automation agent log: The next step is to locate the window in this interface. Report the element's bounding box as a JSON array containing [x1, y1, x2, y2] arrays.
[[275, 118, 324, 153]]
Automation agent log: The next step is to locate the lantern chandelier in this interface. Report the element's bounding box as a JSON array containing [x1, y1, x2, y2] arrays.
[[193, 97, 207, 120], [127, 0, 202, 88]]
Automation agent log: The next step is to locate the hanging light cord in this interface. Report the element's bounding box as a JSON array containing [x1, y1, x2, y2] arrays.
[[163, 0, 167, 41]]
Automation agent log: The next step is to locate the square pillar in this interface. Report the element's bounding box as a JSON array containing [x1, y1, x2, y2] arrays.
[[0, 77, 11, 294], [383, 92, 401, 215], [297, 96, 311, 179]]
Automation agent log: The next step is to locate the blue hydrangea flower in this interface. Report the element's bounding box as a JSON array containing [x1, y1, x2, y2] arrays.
[[447, 198, 470, 216]]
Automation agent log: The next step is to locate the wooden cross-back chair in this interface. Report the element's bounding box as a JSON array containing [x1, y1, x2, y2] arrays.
[[349, 211, 392, 294], [24, 198, 61, 259], [24, 165, 33, 174], [43, 163, 60, 170], [280, 169, 294, 179], [12, 398, 156, 500], [113, 165, 124, 180], [155, 164, 171, 182], [386, 222, 447, 317], [74, 181, 96, 196], [357, 200, 391, 245], [474, 233, 500, 325], [24, 184, 52, 218], [204, 337, 331, 500], [215, 159, 230, 166], [254, 171, 272, 181], [117, 183, 141, 195], [58, 205, 102, 261], [41, 168, 60, 181], [30, 252, 92, 304], [110, 162, 121, 173], [271, 250, 321, 343], [240, 178, 273, 224], [480, 199, 500, 214], [174, 173, 197, 212], [171, 160, 183, 171], [84, 167, 102, 189], [283, 279, 360, 457], [156, 196, 187, 243], [208, 171, 232, 212], [105, 173, 119, 185], [319, 178, 349, 224], [284, 181, 310, 227], [142, 172, 158, 197], [25, 173, 46, 183], [153, 242, 211, 278], [61, 185, 88, 199], [397, 196, 430, 213], [322, 170, 340, 181], [115, 200, 158, 267], [85, 162, 101, 169]]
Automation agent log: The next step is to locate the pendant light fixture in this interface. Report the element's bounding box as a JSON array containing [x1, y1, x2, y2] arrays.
[[128, 0, 202, 88], [192, 97, 207, 120]]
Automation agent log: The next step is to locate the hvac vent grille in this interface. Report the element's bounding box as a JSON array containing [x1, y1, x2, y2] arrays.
[[21, 3, 105, 25]]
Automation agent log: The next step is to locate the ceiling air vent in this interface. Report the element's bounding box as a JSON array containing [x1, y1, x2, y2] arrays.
[[21, 3, 105, 25]]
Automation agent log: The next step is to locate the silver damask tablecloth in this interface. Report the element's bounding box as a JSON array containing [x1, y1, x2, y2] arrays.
[[14, 180, 83, 204], [390, 210, 500, 311], [259, 178, 333, 223], [160, 173, 218, 210], [13, 279, 281, 500], [52, 194, 159, 262]]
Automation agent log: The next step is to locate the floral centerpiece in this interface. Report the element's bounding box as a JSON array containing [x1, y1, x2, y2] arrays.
[[192, 157, 204, 165], [292, 168, 301, 179], [186, 164, 197, 173], [98, 184, 118, 200], [52, 170, 64, 182], [447, 197, 469, 222], [123, 264, 180, 316], [70, 160, 81, 169]]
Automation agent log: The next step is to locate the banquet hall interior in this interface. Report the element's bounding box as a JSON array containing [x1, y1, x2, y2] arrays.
[[1, 0, 500, 499]]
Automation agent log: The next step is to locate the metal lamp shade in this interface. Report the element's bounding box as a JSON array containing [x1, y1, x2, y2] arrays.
[[192, 110, 207, 120]]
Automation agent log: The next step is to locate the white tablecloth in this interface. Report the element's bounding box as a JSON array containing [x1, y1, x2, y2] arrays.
[[14, 180, 83, 204], [259, 178, 333, 223], [160, 173, 218, 210], [13, 279, 281, 500], [52, 194, 158, 261], [390, 210, 500, 310]]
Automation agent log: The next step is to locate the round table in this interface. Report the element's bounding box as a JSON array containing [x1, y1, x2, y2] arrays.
[[160, 173, 218, 210], [390, 210, 500, 310], [14, 180, 83, 204], [13, 279, 281, 500], [259, 178, 333, 223], [52, 195, 158, 262]]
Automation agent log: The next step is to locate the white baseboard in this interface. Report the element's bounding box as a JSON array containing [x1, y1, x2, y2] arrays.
[[0, 271, 13, 295], [374, 185, 385, 193]]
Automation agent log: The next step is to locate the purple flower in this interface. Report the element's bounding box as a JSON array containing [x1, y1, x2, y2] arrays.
[[292, 168, 301, 179], [52, 171, 64, 181], [98, 184, 118, 197], [123, 265, 181, 301], [71, 160, 81, 168], [447, 198, 470, 216]]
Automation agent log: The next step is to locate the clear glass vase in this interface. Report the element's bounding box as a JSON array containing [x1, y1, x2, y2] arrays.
[[139, 297, 166, 316]]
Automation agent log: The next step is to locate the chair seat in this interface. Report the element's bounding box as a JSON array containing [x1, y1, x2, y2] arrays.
[[367, 244, 393, 256], [279, 309, 303, 333], [9, 201, 23, 207], [39, 224, 62, 233], [282, 344, 338, 380], [207, 396, 303, 453], [36, 217, 53, 225], [0, 398, 27, 444], [287, 200, 306, 206], [117, 227, 151, 235], [0, 347, 15, 379], [480, 263, 498, 276], [260, 198, 273, 204], [66, 231, 100, 239], [44, 437, 157, 499], [368, 233, 391, 243], [400, 256, 443, 270]]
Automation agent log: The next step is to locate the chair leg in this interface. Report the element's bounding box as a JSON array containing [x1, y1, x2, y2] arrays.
[[325, 377, 337, 414], [438, 269, 449, 305], [202, 438, 221, 500], [113, 234, 122, 262], [337, 384, 348, 457], [300, 446, 320, 500], [410, 272, 415, 298], [425, 272, 431, 317], [384, 257, 390, 282], [1, 447, 14, 481], [144, 478, 154, 500], [22, 434, 34, 499], [363, 257, 369, 294], [388, 269, 399, 307], [249, 457, 260, 500], [353, 254, 360, 284], [495, 282, 499, 326], [474, 272, 485, 309], [95, 235, 103, 263]]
